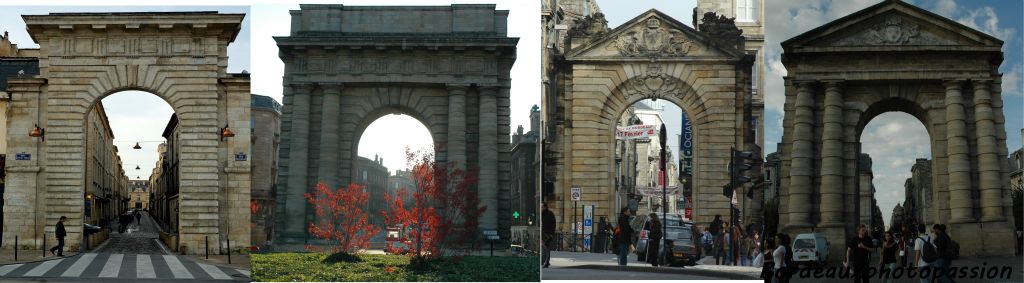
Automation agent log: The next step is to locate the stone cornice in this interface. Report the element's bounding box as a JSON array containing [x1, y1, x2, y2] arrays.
[[23, 12, 246, 43]]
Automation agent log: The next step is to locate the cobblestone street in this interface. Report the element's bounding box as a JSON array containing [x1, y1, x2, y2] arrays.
[[97, 211, 166, 255]]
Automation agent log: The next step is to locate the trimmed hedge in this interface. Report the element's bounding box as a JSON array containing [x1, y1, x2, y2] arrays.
[[252, 253, 540, 282]]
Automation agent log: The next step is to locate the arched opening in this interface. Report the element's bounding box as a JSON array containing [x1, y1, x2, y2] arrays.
[[612, 98, 691, 218], [858, 109, 931, 239], [81, 90, 176, 254], [354, 113, 433, 245]]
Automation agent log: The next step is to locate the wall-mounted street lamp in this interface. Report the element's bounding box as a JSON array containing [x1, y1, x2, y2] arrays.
[[29, 124, 44, 141], [220, 124, 235, 141]]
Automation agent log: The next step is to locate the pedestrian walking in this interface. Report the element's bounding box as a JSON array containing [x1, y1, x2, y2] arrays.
[[49, 216, 67, 257], [615, 207, 634, 266], [645, 213, 662, 267], [932, 224, 956, 283], [914, 223, 936, 283], [134, 210, 142, 224], [596, 217, 608, 254], [761, 236, 775, 283], [772, 233, 793, 283], [846, 223, 875, 283], [723, 223, 733, 265], [541, 202, 556, 268], [879, 231, 898, 283]]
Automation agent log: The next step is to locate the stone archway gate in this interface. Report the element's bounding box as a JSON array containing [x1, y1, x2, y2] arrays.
[[777, 0, 1015, 258], [272, 5, 517, 245], [4, 12, 251, 254], [549, 10, 759, 229]]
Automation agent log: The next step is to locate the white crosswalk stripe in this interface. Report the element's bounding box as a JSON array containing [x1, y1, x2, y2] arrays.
[[137, 254, 156, 278], [197, 262, 233, 280], [163, 255, 194, 279], [98, 253, 123, 278], [23, 258, 63, 277], [0, 264, 23, 276], [0, 253, 248, 280], [61, 253, 97, 277]]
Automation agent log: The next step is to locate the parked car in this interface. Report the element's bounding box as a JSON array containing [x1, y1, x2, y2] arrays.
[[635, 214, 695, 264], [664, 225, 699, 266], [792, 233, 830, 268]]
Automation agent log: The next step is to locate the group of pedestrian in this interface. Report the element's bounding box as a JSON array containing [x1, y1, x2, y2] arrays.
[[117, 209, 142, 233], [847, 222, 961, 283]]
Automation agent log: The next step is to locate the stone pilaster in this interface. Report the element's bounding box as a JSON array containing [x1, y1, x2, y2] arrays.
[[943, 79, 973, 223], [820, 80, 844, 225], [478, 86, 499, 231], [787, 81, 814, 229], [971, 80, 1004, 222], [2, 78, 46, 249], [447, 85, 468, 169], [282, 83, 313, 242], [317, 84, 342, 188]]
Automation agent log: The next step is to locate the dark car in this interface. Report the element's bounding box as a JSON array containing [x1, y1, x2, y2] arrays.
[[664, 225, 699, 266], [83, 223, 103, 236], [635, 214, 696, 265]]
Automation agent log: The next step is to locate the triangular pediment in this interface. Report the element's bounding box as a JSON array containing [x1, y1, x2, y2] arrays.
[[784, 0, 1002, 49], [567, 9, 744, 60]]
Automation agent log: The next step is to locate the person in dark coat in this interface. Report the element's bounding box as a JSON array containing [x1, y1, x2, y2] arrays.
[[541, 202, 556, 268], [49, 216, 67, 256], [616, 207, 634, 266], [646, 213, 663, 266], [846, 223, 875, 283], [134, 210, 142, 224]]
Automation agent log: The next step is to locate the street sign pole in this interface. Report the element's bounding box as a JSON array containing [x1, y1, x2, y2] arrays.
[[659, 123, 668, 266], [573, 200, 577, 252], [729, 146, 736, 266]]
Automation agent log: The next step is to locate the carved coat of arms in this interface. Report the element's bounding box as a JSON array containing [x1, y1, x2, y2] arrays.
[[612, 17, 696, 57]]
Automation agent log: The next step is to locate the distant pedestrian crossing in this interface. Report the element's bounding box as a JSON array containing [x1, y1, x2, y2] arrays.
[[0, 253, 248, 280]]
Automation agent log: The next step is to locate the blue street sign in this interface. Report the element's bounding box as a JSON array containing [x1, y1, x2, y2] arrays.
[[15, 153, 30, 160], [584, 219, 592, 227], [583, 236, 591, 249]]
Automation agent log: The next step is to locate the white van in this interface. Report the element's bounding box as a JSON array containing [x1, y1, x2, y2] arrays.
[[792, 233, 829, 268]]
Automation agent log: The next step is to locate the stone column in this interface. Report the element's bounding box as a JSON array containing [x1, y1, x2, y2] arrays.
[[820, 80, 844, 225], [943, 79, 973, 223], [787, 81, 815, 228], [972, 80, 1004, 222], [283, 83, 313, 241], [317, 84, 342, 188], [447, 85, 468, 168], [478, 86, 499, 231]]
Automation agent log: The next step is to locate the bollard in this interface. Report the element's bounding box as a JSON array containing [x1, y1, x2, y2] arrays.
[[205, 236, 209, 260], [43, 235, 46, 258], [227, 236, 231, 264], [14, 236, 18, 261]]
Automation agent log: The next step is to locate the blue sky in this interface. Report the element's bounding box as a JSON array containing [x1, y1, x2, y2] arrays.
[[0, 6, 250, 179], [763, 0, 1024, 225]]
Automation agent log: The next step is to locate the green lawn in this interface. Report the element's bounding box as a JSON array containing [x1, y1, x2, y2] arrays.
[[251, 252, 540, 282]]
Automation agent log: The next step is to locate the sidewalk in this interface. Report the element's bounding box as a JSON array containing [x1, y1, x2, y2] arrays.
[[0, 248, 80, 265], [548, 251, 760, 279], [186, 254, 251, 270]]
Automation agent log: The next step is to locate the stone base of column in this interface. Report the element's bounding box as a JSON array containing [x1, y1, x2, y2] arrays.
[[979, 215, 1007, 222], [947, 216, 976, 224], [817, 226, 847, 264], [949, 222, 1016, 257]]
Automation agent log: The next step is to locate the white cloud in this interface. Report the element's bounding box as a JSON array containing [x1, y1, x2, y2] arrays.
[[1003, 64, 1022, 96], [957, 6, 1016, 47], [932, 0, 959, 18]]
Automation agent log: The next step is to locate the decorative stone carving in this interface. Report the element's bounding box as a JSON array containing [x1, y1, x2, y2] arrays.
[[868, 15, 919, 44], [622, 65, 685, 100], [612, 17, 696, 57], [697, 12, 742, 39], [567, 12, 608, 37]]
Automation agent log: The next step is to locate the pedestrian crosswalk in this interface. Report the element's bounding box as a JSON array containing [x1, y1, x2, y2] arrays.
[[0, 253, 248, 280]]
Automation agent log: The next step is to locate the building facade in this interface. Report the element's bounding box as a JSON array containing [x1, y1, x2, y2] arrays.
[[542, 0, 760, 233], [128, 181, 150, 210], [273, 4, 517, 246], [510, 105, 540, 226], [250, 94, 282, 247], [354, 155, 389, 229]]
